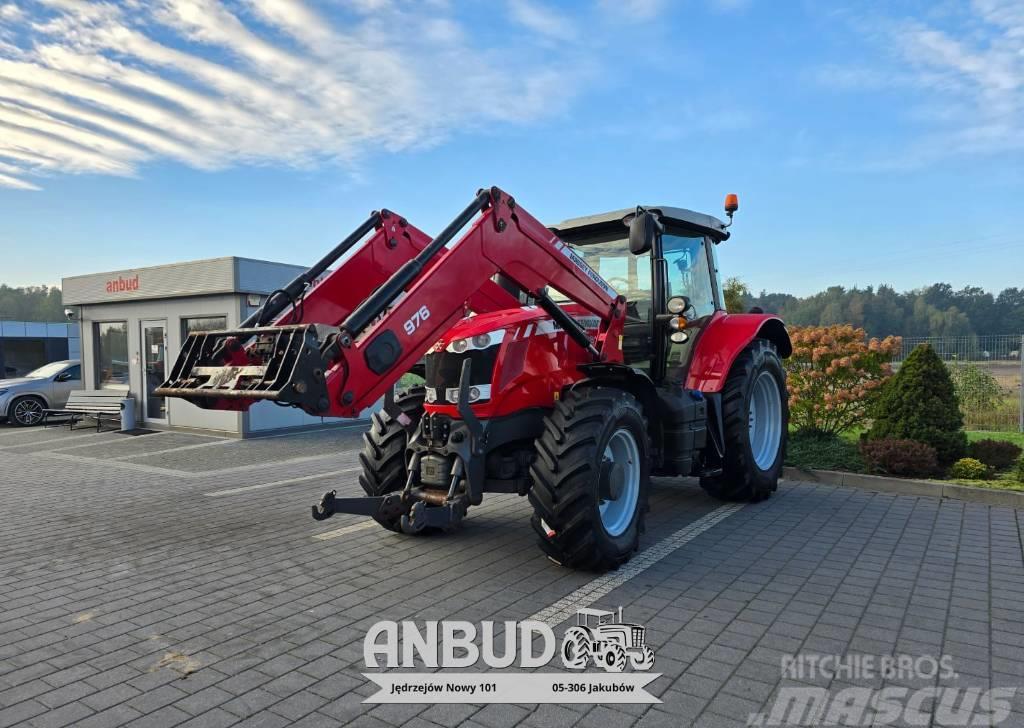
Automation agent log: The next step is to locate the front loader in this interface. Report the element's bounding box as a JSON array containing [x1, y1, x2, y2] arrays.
[[156, 187, 791, 570]]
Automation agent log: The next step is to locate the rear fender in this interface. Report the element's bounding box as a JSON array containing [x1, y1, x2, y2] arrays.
[[686, 313, 791, 393]]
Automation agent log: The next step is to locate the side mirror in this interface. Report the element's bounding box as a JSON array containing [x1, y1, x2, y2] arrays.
[[628, 209, 661, 255], [55, 372, 72, 382]]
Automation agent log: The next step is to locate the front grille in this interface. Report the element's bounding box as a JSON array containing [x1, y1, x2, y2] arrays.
[[424, 347, 498, 402], [632, 626, 644, 647]]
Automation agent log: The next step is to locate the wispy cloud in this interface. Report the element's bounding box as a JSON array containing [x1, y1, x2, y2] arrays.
[[817, 0, 1024, 166], [596, 0, 667, 22], [508, 0, 577, 40], [0, 0, 589, 189]]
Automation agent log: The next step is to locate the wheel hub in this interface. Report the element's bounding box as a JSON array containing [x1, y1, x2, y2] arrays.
[[598, 429, 641, 537], [748, 370, 783, 471], [14, 399, 43, 426], [598, 458, 626, 501]]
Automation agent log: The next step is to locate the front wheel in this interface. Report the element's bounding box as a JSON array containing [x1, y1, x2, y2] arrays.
[[701, 339, 787, 502], [529, 387, 650, 571], [599, 644, 627, 673], [630, 646, 655, 670], [358, 387, 425, 532], [9, 396, 46, 427]]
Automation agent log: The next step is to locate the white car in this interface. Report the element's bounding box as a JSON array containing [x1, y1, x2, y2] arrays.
[[0, 360, 82, 426]]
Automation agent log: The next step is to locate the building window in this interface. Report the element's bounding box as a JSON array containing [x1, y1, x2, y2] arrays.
[[182, 316, 227, 338], [95, 321, 129, 390]]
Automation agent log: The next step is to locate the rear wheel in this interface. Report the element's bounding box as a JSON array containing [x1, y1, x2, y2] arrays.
[[561, 627, 592, 669], [358, 387, 425, 532], [529, 387, 649, 571], [700, 339, 787, 502], [10, 396, 46, 427]]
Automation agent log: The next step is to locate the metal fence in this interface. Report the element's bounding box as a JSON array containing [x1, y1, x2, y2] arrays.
[[893, 335, 1024, 432]]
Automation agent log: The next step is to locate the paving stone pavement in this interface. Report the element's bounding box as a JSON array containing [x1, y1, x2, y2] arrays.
[[1, 424, 1023, 727]]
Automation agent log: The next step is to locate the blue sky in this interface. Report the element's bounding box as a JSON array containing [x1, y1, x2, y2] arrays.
[[0, 0, 1021, 296]]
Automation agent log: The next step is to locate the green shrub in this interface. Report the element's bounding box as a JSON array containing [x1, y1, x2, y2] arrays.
[[1014, 457, 1024, 483], [785, 430, 865, 472], [867, 344, 967, 463], [967, 439, 1023, 471], [949, 457, 992, 480], [859, 439, 938, 478], [948, 363, 1004, 427]]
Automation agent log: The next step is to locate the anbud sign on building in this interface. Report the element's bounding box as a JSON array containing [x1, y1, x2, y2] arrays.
[[361, 610, 661, 704], [105, 274, 140, 293]]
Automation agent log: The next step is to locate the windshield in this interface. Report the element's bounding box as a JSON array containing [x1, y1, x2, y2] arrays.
[[550, 238, 650, 308], [551, 234, 714, 319], [26, 361, 70, 378]]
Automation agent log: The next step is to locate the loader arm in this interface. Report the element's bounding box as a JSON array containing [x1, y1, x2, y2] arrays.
[[156, 187, 626, 418]]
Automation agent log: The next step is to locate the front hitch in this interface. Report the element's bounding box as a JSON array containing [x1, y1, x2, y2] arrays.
[[312, 490, 405, 520]]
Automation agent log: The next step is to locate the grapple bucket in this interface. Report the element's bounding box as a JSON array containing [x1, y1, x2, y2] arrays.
[[154, 324, 335, 414]]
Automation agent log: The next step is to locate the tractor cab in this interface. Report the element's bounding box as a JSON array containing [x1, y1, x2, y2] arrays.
[[575, 607, 621, 628], [549, 201, 732, 385]]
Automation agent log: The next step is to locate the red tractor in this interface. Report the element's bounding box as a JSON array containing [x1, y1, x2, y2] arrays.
[[156, 188, 790, 570]]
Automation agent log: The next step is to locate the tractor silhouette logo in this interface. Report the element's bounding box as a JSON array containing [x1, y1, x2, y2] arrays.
[[560, 607, 655, 672]]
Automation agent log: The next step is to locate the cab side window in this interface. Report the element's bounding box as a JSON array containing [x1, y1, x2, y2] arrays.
[[663, 235, 716, 319]]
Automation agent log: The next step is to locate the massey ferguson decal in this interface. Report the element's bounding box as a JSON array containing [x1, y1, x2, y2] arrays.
[[553, 239, 617, 301]]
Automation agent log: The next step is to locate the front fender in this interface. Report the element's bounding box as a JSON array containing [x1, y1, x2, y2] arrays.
[[686, 312, 791, 393]]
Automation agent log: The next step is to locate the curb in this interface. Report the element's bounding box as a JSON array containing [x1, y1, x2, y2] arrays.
[[782, 466, 1024, 508]]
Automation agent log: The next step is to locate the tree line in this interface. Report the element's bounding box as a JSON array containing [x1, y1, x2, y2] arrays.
[[727, 281, 1024, 338], [0, 285, 65, 323], [3, 281, 1023, 338]]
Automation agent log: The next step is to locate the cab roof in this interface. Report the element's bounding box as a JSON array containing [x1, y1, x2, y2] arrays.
[[549, 206, 730, 242]]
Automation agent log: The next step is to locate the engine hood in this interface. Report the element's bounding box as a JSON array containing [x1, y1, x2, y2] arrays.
[[429, 304, 598, 352], [0, 378, 35, 389]]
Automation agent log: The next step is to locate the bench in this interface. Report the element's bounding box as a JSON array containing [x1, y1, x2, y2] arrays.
[[44, 391, 128, 432]]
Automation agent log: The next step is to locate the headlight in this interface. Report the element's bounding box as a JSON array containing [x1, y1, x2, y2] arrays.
[[667, 296, 690, 314], [445, 384, 491, 404], [446, 328, 506, 353]]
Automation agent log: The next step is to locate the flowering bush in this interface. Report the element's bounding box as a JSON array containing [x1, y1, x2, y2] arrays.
[[785, 325, 901, 435]]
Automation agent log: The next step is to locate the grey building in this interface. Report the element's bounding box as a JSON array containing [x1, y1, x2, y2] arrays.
[[0, 321, 80, 376], [62, 257, 371, 437]]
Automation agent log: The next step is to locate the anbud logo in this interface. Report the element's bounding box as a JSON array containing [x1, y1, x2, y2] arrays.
[[360, 610, 662, 705], [364, 620, 555, 669], [105, 274, 139, 293]]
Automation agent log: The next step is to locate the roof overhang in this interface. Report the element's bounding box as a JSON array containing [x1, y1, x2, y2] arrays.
[[549, 206, 730, 242]]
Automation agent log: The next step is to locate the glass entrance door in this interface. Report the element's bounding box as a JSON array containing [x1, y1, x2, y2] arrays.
[[141, 321, 167, 423]]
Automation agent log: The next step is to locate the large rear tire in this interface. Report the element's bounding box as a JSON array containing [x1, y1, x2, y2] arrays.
[[358, 387, 425, 532], [700, 339, 787, 502], [529, 387, 649, 571]]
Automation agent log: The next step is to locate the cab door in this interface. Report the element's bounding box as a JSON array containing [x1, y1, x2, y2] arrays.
[[655, 234, 720, 383]]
